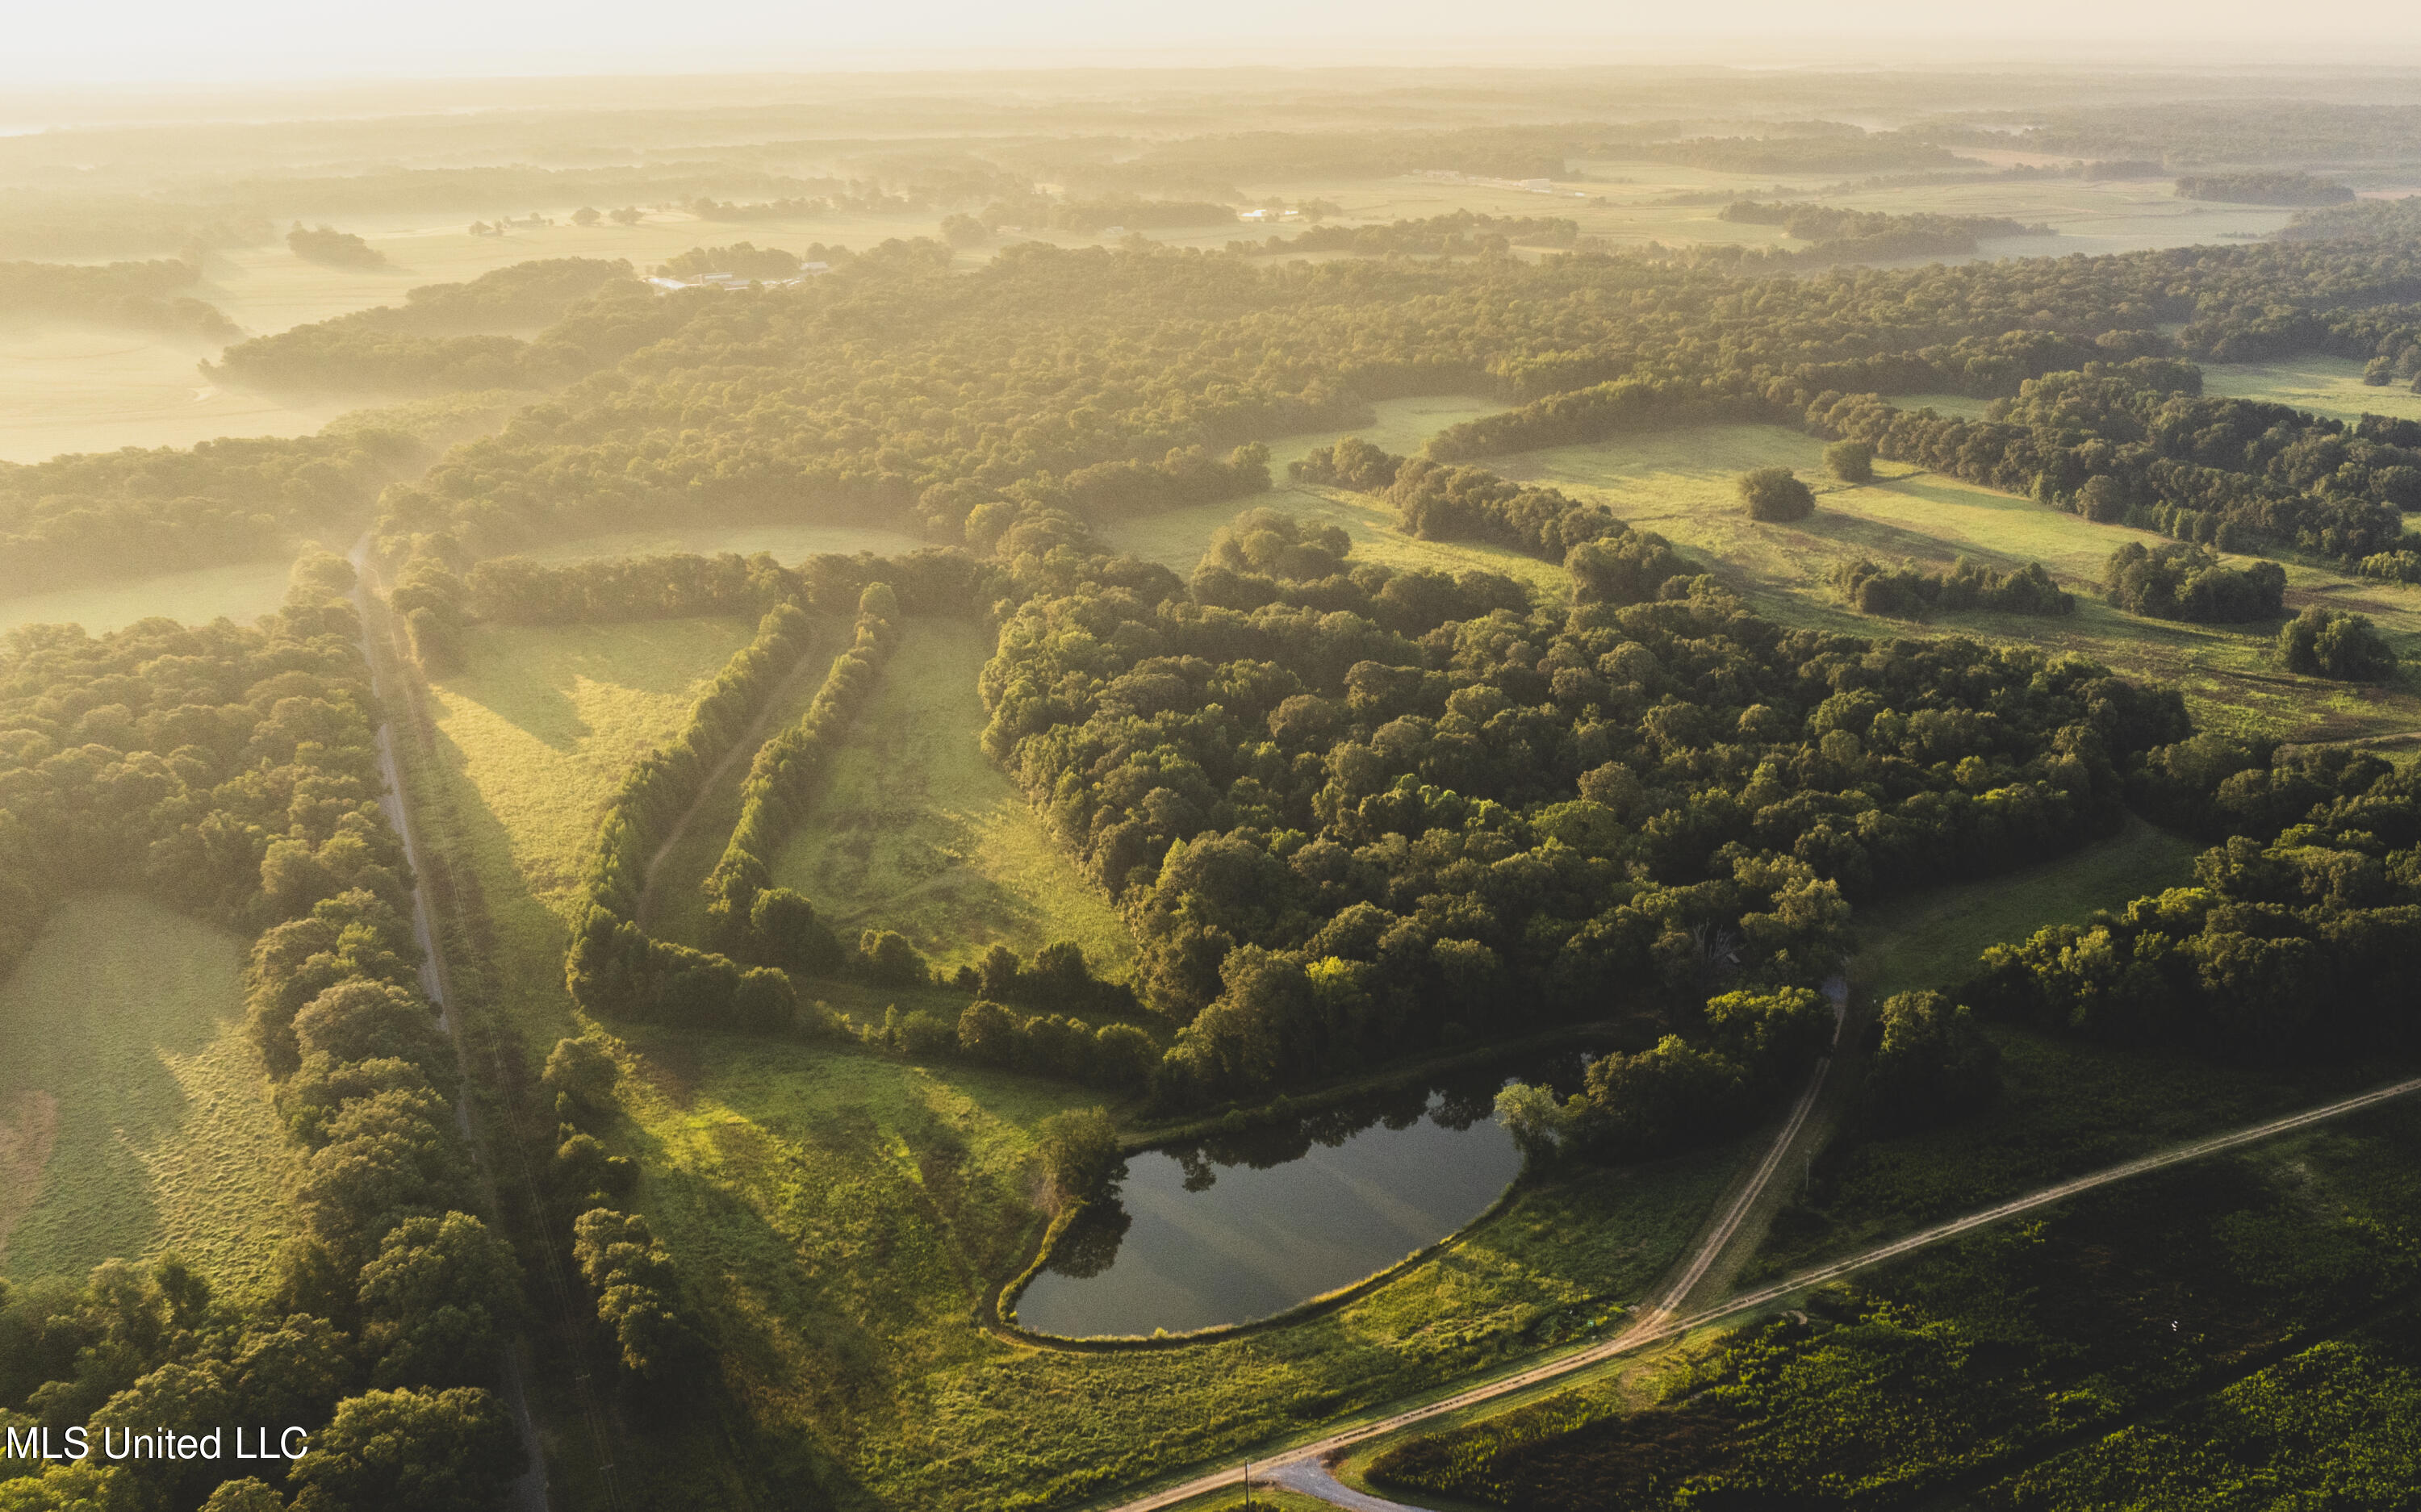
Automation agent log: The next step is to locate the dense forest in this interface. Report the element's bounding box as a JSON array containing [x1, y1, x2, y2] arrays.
[[976, 498, 2184, 1105]]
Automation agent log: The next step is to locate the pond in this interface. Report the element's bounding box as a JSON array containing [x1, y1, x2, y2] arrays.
[[1011, 1059, 1586, 1338]]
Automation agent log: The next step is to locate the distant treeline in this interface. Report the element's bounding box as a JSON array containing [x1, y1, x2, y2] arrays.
[[1713, 200, 2051, 264], [2175, 170, 2356, 206], [1610, 132, 1959, 174], [0, 428, 429, 587], [207, 258, 640, 393], [0, 255, 235, 339], [1240, 211, 1580, 257]]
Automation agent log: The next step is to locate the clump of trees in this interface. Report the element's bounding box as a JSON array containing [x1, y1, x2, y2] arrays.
[[1972, 741, 2421, 1059], [1741, 466, 1815, 522], [2277, 605, 2396, 681], [0, 254, 236, 339], [1830, 556, 2074, 619], [2104, 541, 2285, 622], [287, 223, 387, 267], [571, 1209, 698, 1381], [1859, 990, 2001, 1131], [1501, 988, 1837, 1165], [1824, 439, 1874, 482], [1244, 210, 1579, 257], [1713, 201, 2050, 263]]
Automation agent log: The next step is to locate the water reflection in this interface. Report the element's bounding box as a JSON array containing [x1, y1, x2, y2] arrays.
[[1013, 1055, 1587, 1338]]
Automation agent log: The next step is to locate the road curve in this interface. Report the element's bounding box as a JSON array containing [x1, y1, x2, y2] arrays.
[[1090, 1072, 2421, 1512]]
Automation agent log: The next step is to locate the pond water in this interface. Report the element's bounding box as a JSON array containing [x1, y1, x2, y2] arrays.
[[1011, 1063, 1573, 1338]]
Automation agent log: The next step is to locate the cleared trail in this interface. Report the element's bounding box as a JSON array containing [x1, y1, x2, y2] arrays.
[[1092, 1071, 2421, 1512], [352, 541, 616, 1511], [632, 629, 826, 930]]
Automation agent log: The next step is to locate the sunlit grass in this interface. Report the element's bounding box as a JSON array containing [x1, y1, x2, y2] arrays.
[[1850, 814, 2202, 1003], [767, 618, 1137, 975], [0, 556, 299, 635], [2204, 354, 2421, 424], [0, 892, 295, 1295], [1494, 422, 2421, 742]]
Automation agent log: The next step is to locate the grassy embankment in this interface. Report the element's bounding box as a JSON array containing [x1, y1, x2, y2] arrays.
[[395, 610, 1749, 1511], [1488, 420, 2421, 743], [0, 893, 295, 1293]]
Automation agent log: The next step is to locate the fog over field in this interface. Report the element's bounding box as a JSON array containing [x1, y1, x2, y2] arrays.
[[10, 17, 2421, 1512]]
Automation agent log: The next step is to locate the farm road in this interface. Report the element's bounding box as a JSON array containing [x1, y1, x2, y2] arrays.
[[1093, 1071, 2421, 1512]]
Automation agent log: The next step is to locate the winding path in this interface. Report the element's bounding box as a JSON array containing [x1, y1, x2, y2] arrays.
[[1095, 1071, 2421, 1512]]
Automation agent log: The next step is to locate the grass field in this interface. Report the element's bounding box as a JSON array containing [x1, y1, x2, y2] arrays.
[[767, 618, 1136, 978], [424, 616, 758, 921], [0, 554, 299, 635], [1102, 395, 1569, 595], [2204, 354, 2421, 424], [1350, 1088, 2421, 1511], [1491, 421, 2421, 742], [389, 604, 1762, 1511], [1849, 814, 2202, 1002], [0, 892, 295, 1293]]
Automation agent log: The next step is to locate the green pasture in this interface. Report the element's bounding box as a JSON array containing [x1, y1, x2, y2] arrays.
[[0, 893, 294, 1293], [424, 616, 757, 917], [596, 1019, 1739, 1511], [1494, 421, 2421, 741], [768, 617, 1136, 977], [0, 555, 298, 636], [1103, 395, 1564, 596], [0, 319, 356, 462], [2204, 354, 2421, 424]]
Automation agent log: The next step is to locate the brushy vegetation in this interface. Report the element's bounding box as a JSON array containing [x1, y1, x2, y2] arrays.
[[1368, 1096, 2421, 1510]]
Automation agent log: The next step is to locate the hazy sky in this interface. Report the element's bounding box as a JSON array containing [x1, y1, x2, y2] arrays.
[[10, 0, 2421, 82]]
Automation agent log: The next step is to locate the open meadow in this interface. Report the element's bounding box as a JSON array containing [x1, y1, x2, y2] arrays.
[[2204, 354, 2421, 424], [0, 893, 295, 1293], [1491, 421, 2421, 741], [766, 618, 1136, 978], [0, 554, 298, 635]]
